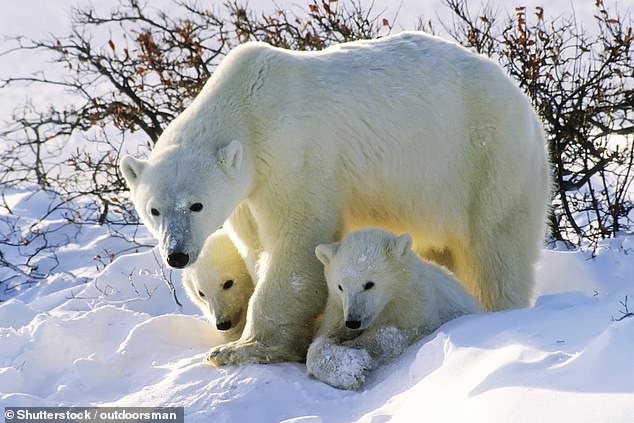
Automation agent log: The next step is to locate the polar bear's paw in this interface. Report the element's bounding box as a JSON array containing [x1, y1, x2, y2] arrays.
[[306, 337, 372, 390], [206, 339, 304, 366]]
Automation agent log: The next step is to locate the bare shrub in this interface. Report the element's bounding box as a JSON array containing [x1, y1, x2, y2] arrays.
[[441, 0, 633, 248]]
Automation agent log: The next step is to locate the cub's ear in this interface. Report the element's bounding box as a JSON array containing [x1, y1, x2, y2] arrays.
[[120, 155, 146, 190], [390, 233, 413, 258], [315, 242, 340, 266], [218, 140, 243, 175]]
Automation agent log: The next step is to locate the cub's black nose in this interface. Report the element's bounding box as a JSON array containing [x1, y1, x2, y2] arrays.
[[216, 320, 232, 331], [345, 320, 362, 330], [167, 252, 189, 268]]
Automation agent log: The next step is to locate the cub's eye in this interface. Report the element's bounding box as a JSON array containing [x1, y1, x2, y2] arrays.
[[364, 281, 375, 290], [150, 208, 160, 216], [190, 202, 203, 212], [223, 280, 234, 290], [338, 284, 343, 292], [198, 290, 205, 298]]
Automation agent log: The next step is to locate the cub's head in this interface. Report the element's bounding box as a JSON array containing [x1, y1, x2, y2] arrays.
[[182, 230, 254, 341], [120, 139, 253, 268], [315, 228, 413, 331]]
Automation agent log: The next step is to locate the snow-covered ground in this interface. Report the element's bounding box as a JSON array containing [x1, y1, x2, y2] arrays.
[[1, 1, 633, 422], [1, 189, 633, 421]]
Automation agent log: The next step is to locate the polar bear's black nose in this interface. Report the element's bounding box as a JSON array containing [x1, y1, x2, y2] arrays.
[[345, 320, 362, 330], [167, 252, 189, 268], [216, 320, 232, 331]]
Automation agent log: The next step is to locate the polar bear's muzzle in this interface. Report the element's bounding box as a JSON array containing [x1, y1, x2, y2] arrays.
[[161, 217, 197, 268], [167, 251, 190, 268]]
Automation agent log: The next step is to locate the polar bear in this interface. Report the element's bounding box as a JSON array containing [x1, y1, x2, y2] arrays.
[[307, 228, 482, 390], [119, 32, 550, 366], [182, 229, 254, 342]]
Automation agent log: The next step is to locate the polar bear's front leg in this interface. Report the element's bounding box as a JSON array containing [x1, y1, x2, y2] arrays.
[[206, 335, 303, 365], [206, 213, 337, 366]]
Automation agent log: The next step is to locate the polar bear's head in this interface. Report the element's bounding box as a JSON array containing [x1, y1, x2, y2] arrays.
[[120, 140, 253, 268], [315, 228, 413, 331], [182, 229, 254, 340]]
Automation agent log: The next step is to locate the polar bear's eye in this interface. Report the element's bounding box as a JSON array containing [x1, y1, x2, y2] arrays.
[[190, 202, 203, 212], [338, 284, 343, 292], [198, 290, 206, 298], [223, 280, 234, 290], [364, 281, 375, 290], [150, 208, 160, 216]]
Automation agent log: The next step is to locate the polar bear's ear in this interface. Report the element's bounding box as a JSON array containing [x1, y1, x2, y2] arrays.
[[390, 234, 413, 258], [315, 242, 340, 266], [120, 155, 146, 189], [218, 140, 243, 175]]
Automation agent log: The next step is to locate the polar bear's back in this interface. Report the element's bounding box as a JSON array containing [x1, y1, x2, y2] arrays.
[[288, 32, 526, 112], [200, 32, 543, 167], [275, 31, 543, 166]]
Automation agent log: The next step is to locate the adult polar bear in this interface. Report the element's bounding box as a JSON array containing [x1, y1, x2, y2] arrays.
[[120, 32, 551, 365]]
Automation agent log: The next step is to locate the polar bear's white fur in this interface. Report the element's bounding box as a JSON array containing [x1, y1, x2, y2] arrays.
[[307, 228, 481, 390], [182, 229, 254, 342], [120, 32, 550, 365]]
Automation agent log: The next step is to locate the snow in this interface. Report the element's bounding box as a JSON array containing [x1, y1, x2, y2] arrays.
[[1, 1, 633, 422], [1, 209, 632, 421]]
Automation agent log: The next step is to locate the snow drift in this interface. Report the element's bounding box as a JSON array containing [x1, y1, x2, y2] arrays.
[[1, 227, 633, 422]]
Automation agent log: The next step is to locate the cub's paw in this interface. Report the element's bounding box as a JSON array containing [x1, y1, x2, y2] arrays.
[[307, 338, 372, 390]]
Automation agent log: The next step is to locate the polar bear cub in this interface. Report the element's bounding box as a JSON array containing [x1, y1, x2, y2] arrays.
[[182, 229, 254, 342], [307, 228, 482, 390]]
